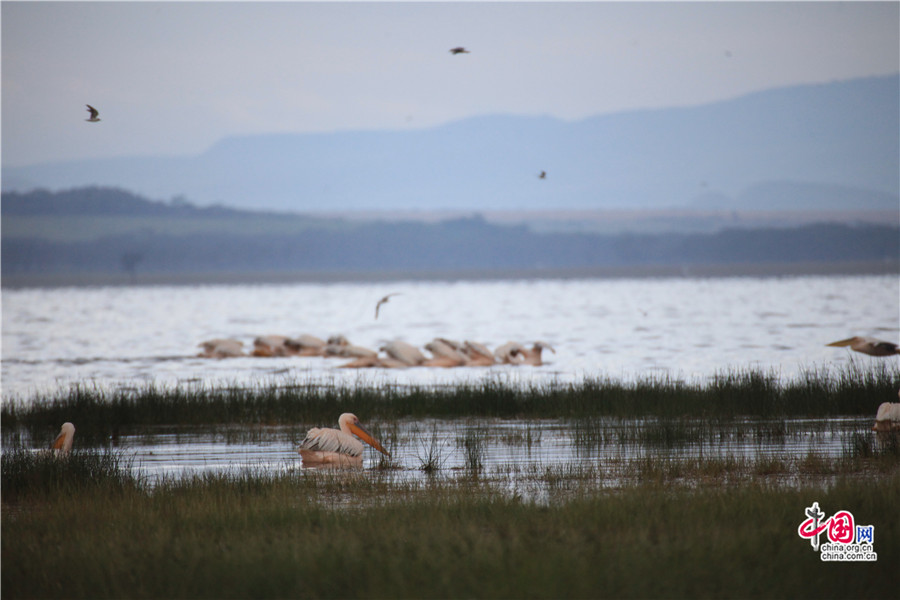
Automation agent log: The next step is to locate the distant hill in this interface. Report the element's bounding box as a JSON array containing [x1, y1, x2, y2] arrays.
[[2, 75, 897, 213]]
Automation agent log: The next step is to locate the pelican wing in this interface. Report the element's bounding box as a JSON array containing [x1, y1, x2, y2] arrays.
[[299, 427, 363, 457]]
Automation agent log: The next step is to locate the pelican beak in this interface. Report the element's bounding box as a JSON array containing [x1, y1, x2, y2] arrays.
[[350, 422, 391, 458], [826, 338, 855, 347]]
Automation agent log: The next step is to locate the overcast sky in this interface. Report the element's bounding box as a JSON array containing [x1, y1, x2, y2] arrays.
[[2, 1, 898, 168]]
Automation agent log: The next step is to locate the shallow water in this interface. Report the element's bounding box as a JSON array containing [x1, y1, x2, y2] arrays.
[[3, 274, 898, 400], [32, 416, 870, 486]]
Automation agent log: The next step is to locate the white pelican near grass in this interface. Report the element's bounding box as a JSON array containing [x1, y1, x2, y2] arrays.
[[873, 401, 900, 432], [298, 413, 390, 467], [51, 423, 75, 454]]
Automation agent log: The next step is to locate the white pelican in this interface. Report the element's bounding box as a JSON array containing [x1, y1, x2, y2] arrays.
[[494, 341, 526, 365], [375, 293, 401, 319], [449, 47, 470, 55], [494, 341, 555, 366], [827, 337, 899, 357], [197, 338, 244, 358], [285, 334, 327, 356], [873, 401, 900, 432], [463, 341, 496, 366], [298, 413, 390, 467], [252, 335, 291, 357], [85, 104, 100, 122], [381, 340, 427, 366], [51, 423, 75, 454], [424, 338, 469, 367], [321, 336, 377, 359], [521, 341, 555, 366]]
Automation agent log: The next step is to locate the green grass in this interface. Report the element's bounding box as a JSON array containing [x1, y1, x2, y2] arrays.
[[2, 448, 898, 599], [4, 363, 897, 445]]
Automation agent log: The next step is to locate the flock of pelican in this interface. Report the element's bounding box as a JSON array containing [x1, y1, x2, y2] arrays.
[[198, 335, 556, 368], [47, 334, 900, 466]]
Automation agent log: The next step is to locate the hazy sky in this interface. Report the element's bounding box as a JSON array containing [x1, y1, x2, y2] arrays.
[[3, 1, 898, 167]]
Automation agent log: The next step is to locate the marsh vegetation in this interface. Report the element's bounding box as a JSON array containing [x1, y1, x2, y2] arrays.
[[3, 364, 898, 598]]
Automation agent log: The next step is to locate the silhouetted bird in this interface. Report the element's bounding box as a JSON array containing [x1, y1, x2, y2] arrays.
[[375, 293, 401, 319], [85, 104, 101, 122], [449, 47, 470, 55]]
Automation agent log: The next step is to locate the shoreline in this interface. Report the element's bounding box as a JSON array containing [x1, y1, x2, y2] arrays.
[[2, 259, 897, 289]]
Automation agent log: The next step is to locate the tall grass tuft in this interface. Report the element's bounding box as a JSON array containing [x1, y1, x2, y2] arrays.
[[415, 423, 448, 474], [459, 424, 487, 474], [1, 448, 140, 504]]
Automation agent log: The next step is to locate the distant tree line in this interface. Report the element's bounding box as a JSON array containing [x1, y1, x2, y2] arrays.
[[2, 187, 898, 277], [1, 187, 248, 217]]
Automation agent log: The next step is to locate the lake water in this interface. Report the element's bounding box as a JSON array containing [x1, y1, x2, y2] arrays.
[[2, 274, 898, 401], [25, 415, 872, 489]]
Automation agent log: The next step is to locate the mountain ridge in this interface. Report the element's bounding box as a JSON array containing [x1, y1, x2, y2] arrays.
[[3, 74, 897, 213]]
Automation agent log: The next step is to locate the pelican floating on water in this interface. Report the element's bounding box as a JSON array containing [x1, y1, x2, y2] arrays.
[[873, 398, 900, 432], [198, 338, 244, 358], [285, 334, 327, 356], [381, 340, 427, 366], [424, 338, 469, 367], [51, 423, 75, 454], [298, 413, 390, 467], [827, 337, 899, 357], [494, 341, 556, 366], [464, 340, 496, 366], [252, 335, 292, 357]]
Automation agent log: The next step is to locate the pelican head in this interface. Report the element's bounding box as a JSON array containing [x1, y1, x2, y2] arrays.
[[338, 413, 390, 457], [533, 341, 556, 354]]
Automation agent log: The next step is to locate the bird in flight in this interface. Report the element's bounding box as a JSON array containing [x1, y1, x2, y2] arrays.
[[449, 47, 470, 55], [375, 293, 401, 319], [85, 104, 101, 122], [538, 171, 547, 179]]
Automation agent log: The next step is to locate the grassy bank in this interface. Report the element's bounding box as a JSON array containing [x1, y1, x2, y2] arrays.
[[3, 363, 897, 445], [2, 449, 898, 599]]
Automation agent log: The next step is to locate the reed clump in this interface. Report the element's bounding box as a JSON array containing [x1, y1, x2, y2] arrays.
[[1, 448, 141, 507], [3, 364, 896, 441]]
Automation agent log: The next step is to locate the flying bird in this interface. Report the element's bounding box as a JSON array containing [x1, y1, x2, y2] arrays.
[[375, 293, 401, 319], [538, 171, 546, 179], [826, 336, 899, 357], [85, 105, 101, 122], [51, 422, 76, 454], [298, 413, 390, 467], [449, 47, 470, 55]]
